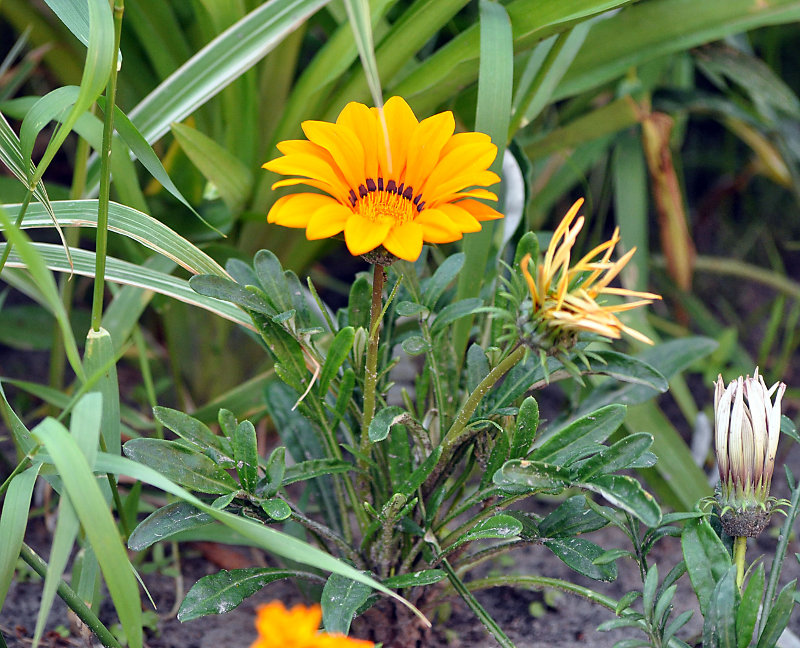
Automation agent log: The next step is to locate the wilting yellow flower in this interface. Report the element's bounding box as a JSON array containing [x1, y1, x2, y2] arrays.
[[520, 198, 661, 345], [263, 96, 503, 262], [714, 368, 786, 537], [250, 601, 374, 648]]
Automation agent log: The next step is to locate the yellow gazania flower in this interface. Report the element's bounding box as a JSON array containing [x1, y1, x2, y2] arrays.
[[250, 601, 374, 648], [520, 198, 661, 344], [263, 96, 503, 262]]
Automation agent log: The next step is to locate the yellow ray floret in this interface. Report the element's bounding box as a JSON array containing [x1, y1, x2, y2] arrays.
[[263, 96, 503, 262], [520, 198, 661, 344]]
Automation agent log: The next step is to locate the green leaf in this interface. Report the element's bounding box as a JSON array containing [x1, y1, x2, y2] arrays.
[[322, 573, 374, 635], [513, 231, 539, 268], [0, 465, 40, 608], [586, 350, 668, 392], [368, 406, 406, 443], [253, 249, 291, 313], [118, 0, 330, 146], [492, 459, 570, 494], [401, 335, 429, 355], [348, 275, 371, 330], [511, 396, 539, 459], [736, 563, 763, 648], [531, 404, 627, 465], [537, 495, 608, 537], [429, 298, 483, 337], [395, 301, 429, 317], [579, 474, 661, 527], [128, 501, 214, 551], [178, 568, 314, 621], [43, 0, 121, 66], [573, 338, 717, 416], [0, 111, 55, 233], [756, 579, 796, 648], [0, 209, 84, 382], [33, 393, 103, 647], [382, 570, 446, 589], [171, 121, 253, 211], [703, 565, 738, 648], [282, 458, 361, 485], [682, 516, 731, 615], [555, 0, 800, 102], [83, 327, 120, 455], [448, 514, 523, 552], [342, 0, 382, 107], [189, 274, 273, 316], [261, 446, 286, 497], [7, 199, 229, 277], [663, 610, 694, 646], [544, 538, 618, 582], [422, 252, 464, 309], [0, 241, 254, 330], [233, 420, 259, 493], [153, 406, 230, 456], [450, 0, 512, 360], [261, 498, 291, 521], [399, 447, 442, 499], [642, 564, 659, 619], [318, 326, 354, 395], [479, 428, 510, 490], [30, 0, 114, 185], [34, 420, 142, 648], [123, 438, 238, 494], [573, 433, 654, 481], [466, 343, 490, 392], [94, 453, 426, 622]]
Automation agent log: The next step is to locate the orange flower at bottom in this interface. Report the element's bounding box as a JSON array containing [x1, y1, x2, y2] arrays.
[[251, 601, 374, 648]]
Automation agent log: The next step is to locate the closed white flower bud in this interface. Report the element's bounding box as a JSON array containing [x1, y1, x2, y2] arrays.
[[714, 368, 786, 537]]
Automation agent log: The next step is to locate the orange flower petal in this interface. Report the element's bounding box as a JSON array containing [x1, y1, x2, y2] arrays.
[[404, 110, 455, 193], [383, 221, 424, 261], [267, 193, 334, 227], [344, 213, 392, 255], [306, 202, 352, 239], [422, 141, 497, 196], [435, 203, 481, 233], [456, 199, 504, 221], [375, 96, 418, 178], [414, 208, 464, 243], [337, 101, 380, 180], [302, 119, 366, 191]]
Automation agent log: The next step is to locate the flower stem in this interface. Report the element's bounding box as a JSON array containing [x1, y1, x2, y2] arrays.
[[91, 0, 124, 332], [360, 263, 385, 453], [431, 344, 526, 486], [734, 535, 747, 591]]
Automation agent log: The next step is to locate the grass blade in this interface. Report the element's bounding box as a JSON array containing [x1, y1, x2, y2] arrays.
[[30, 0, 114, 185], [0, 208, 85, 381], [0, 465, 41, 608], [452, 0, 513, 362], [33, 415, 143, 648], [0, 241, 253, 330]]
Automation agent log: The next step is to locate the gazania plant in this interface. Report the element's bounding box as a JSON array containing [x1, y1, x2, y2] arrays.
[[3, 2, 800, 648]]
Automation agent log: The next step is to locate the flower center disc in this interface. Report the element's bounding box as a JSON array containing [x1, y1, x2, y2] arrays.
[[359, 190, 414, 226]]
